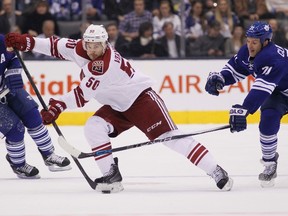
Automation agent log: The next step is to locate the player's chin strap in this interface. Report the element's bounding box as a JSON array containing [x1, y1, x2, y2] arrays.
[[14, 50, 97, 190], [58, 125, 231, 159]]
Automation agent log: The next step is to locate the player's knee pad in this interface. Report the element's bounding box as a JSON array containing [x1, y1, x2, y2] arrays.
[[259, 109, 281, 135], [4, 120, 25, 142], [84, 116, 114, 148]]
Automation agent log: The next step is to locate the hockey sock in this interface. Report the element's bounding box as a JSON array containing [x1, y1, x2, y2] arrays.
[[27, 124, 54, 157], [260, 133, 277, 161], [92, 142, 114, 174], [187, 143, 218, 175], [5, 140, 25, 167]]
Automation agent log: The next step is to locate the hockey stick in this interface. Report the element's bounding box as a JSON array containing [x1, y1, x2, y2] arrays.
[[57, 124, 231, 159], [14, 50, 97, 190]]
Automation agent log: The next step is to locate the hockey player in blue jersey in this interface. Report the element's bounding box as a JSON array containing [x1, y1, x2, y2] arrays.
[[205, 21, 287, 187], [0, 34, 71, 178]]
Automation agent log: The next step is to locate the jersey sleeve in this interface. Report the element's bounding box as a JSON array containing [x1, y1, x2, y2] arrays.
[[220, 47, 250, 86], [4, 54, 24, 90], [33, 36, 78, 61]]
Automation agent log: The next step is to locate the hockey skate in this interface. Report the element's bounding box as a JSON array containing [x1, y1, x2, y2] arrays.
[[6, 154, 40, 179], [210, 165, 233, 191], [95, 157, 124, 193], [43, 153, 72, 172], [259, 152, 279, 188]]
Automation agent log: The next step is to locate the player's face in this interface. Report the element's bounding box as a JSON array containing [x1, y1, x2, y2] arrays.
[[246, 37, 262, 57], [85, 42, 104, 60]]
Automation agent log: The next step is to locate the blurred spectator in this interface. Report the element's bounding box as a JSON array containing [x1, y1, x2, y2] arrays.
[[15, 0, 39, 14], [185, 0, 206, 42], [10, 25, 22, 34], [129, 21, 167, 58], [85, 0, 105, 21], [48, 0, 70, 21], [150, 0, 176, 17], [70, 0, 82, 20], [105, 22, 131, 57], [152, 0, 181, 39], [268, 18, 288, 48], [265, 0, 288, 19], [209, 0, 240, 39], [104, 0, 133, 23], [0, 0, 24, 34], [224, 24, 245, 57], [188, 20, 225, 57], [157, 21, 188, 58], [118, 0, 152, 41], [233, 0, 274, 26], [30, 19, 58, 59], [69, 21, 91, 40], [202, 0, 216, 20], [21, 0, 59, 36]]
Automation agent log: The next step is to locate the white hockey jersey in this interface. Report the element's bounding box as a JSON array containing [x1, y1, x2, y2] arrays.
[[33, 37, 154, 111]]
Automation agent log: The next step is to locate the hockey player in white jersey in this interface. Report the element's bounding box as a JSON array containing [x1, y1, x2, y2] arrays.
[[5, 24, 233, 193]]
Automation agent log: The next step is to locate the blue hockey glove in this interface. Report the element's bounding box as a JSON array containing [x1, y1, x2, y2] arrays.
[[205, 72, 225, 96], [229, 104, 249, 133]]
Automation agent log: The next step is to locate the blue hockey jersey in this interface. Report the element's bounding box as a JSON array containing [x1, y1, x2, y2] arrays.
[[220, 42, 288, 114], [0, 34, 23, 92]]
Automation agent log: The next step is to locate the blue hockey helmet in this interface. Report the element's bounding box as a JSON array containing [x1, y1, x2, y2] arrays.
[[246, 21, 273, 44]]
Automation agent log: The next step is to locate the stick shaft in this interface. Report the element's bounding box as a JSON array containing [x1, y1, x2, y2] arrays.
[[15, 51, 97, 189], [77, 124, 230, 159]]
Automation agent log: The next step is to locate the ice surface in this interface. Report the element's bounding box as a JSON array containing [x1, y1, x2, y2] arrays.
[[1, 124, 288, 216]]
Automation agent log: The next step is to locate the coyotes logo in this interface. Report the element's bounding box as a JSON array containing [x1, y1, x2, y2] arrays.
[[91, 61, 104, 74]]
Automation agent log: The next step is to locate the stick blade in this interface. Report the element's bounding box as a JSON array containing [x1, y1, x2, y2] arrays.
[[57, 136, 81, 158]]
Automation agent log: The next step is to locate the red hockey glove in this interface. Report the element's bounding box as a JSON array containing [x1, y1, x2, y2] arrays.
[[40, 98, 67, 125], [5, 33, 35, 52]]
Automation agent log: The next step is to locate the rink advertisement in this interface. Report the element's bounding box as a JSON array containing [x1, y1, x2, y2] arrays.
[[22, 59, 266, 124]]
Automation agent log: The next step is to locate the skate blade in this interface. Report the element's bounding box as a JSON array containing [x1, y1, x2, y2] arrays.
[[261, 179, 275, 188], [48, 164, 72, 172], [17, 174, 41, 179], [222, 177, 233, 191], [96, 182, 124, 194]]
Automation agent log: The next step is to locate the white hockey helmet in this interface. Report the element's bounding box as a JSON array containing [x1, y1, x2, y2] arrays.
[[83, 24, 108, 43]]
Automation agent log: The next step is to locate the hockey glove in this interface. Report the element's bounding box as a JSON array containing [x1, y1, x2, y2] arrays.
[[40, 98, 67, 125], [205, 72, 225, 96], [5, 33, 35, 52], [229, 104, 249, 133]]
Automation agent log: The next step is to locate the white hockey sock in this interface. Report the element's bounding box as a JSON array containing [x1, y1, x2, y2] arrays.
[[92, 143, 114, 175]]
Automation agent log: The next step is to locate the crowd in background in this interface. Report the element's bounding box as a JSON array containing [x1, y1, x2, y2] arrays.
[[0, 0, 287, 60]]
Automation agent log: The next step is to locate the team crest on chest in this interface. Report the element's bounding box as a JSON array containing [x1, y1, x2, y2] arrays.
[[92, 61, 104, 74]]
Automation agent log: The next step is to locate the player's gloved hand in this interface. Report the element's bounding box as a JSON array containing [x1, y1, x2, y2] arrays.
[[5, 33, 35, 52], [40, 98, 67, 125], [229, 104, 249, 133], [205, 72, 225, 96]]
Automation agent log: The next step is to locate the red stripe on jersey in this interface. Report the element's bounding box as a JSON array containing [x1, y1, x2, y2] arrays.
[[73, 86, 87, 107], [187, 143, 208, 165], [80, 70, 85, 80], [50, 36, 65, 59]]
